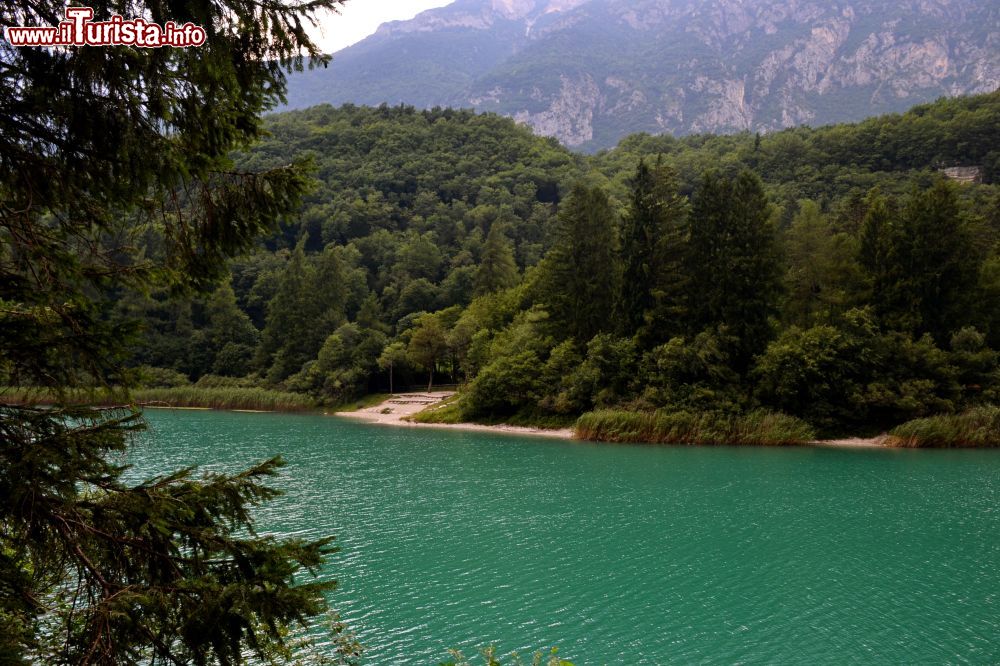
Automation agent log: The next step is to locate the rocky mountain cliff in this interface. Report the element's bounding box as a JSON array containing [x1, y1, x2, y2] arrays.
[[285, 0, 999, 150]]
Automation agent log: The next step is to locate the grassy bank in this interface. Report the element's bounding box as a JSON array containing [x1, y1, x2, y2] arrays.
[[2, 386, 317, 413], [887, 406, 1000, 448], [331, 393, 393, 413], [408, 397, 577, 430], [407, 396, 463, 424], [575, 409, 816, 446]]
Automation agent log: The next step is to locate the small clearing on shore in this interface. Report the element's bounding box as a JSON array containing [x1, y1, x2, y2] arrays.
[[333, 392, 574, 439]]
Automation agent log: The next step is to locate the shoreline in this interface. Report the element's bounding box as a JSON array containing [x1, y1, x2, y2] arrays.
[[8, 389, 887, 447], [334, 393, 887, 447], [333, 391, 574, 439], [811, 436, 889, 448]]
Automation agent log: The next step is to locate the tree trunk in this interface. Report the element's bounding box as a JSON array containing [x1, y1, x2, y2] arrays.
[[427, 365, 434, 393], [389, 364, 394, 395]]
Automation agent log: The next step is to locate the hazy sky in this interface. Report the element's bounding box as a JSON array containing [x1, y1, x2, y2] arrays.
[[311, 0, 457, 54]]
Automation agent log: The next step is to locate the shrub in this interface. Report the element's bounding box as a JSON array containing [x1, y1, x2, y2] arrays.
[[462, 350, 544, 417], [641, 330, 743, 413], [575, 409, 815, 446], [888, 405, 1000, 448], [136, 366, 191, 388]]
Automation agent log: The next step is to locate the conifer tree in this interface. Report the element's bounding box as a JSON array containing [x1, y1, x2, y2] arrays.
[[539, 183, 620, 344], [859, 191, 904, 327], [474, 223, 520, 296], [860, 181, 980, 341], [203, 281, 261, 376], [257, 240, 312, 380], [685, 170, 782, 372], [617, 158, 689, 346], [0, 0, 350, 661], [257, 239, 347, 382], [783, 200, 863, 327]]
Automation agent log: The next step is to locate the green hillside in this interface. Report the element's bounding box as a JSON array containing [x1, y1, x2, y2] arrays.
[[123, 92, 1000, 440]]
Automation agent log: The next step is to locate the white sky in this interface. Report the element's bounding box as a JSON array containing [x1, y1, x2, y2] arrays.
[[310, 0, 457, 54]]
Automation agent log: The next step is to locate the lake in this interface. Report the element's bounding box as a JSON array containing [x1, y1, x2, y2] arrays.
[[133, 410, 999, 664]]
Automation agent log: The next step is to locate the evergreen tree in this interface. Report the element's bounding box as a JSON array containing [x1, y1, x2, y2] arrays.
[[201, 281, 261, 376], [685, 170, 782, 372], [861, 182, 980, 342], [617, 158, 689, 346], [900, 181, 980, 343], [311, 244, 351, 347], [859, 191, 906, 328], [474, 223, 520, 296], [539, 183, 620, 344], [257, 241, 312, 380], [783, 200, 863, 327], [257, 239, 347, 382], [0, 0, 349, 661]]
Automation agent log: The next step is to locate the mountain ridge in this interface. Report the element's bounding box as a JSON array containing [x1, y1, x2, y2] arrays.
[[285, 0, 999, 150]]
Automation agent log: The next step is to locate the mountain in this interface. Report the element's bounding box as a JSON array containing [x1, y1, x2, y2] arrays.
[[285, 0, 1000, 151]]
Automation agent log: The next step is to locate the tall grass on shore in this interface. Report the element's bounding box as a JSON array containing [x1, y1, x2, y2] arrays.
[[2, 386, 316, 413], [1, 386, 128, 406], [888, 406, 1000, 448], [135, 388, 316, 412], [575, 409, 816, 446]]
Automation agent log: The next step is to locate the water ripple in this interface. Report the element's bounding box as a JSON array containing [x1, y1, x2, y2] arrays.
[[132, 411, 1000, 665]]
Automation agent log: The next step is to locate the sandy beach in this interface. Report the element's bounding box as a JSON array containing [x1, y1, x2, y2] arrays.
[[812, 436, 889, 448], [333, 392, 574, 439]]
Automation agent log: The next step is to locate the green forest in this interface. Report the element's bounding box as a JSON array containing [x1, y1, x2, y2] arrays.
[[121, 92, 1000, 441]]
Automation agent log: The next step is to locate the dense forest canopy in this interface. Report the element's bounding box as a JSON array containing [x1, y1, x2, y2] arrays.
[[126, 92, 1000, 436]]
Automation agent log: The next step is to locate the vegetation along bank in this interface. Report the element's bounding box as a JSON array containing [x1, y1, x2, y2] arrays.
[[104, 93, 1000, 447]]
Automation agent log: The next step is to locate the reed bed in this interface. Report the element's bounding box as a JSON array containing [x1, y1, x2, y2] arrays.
[[2, 386, 316, 413], [134, 388, 316, 412], [1, 386, 127, 406], [888, 406, 1000, 448], [575, 409, 815, 446]]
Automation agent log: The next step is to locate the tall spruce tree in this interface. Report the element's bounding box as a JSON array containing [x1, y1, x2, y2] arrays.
[[685, 170, 782, 373], [200, 281, 261, 376], [539, 183, 620, 344], [257, 239, 347, 382], [474, 223, 519, 296], [859, 191, 905, 327], [0, 0, 350, 662], [860, 181, 980, 342], [617, 158, 689, 346]]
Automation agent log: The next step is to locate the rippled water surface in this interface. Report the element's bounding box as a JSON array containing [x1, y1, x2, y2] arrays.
[[133, 410, 999, 664]]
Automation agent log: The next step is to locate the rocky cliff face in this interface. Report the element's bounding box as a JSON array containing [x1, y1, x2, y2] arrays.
[[284, 0, 999, 150]]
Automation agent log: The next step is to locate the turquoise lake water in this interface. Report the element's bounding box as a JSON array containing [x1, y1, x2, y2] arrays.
[[133, 410, 999, 664]]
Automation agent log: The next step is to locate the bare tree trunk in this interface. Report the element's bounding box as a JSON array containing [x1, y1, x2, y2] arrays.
[[427, 365, 434, 393], [389, 364, 394, 395]]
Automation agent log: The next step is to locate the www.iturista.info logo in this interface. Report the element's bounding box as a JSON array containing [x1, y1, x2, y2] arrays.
[[5, 6, 206, 47]]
